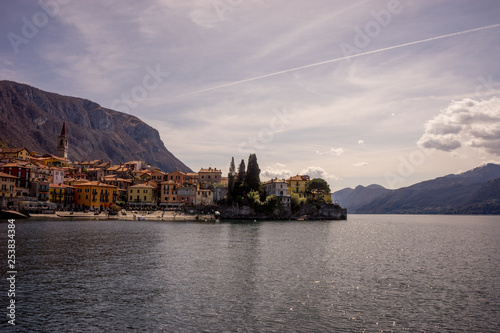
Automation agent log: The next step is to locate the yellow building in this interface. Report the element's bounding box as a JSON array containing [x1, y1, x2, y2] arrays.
[[128, 184, 156, 208], [0, 148, 31, 161], [73, 181, 118, 209], [49, 183, 76, 208], [0, 172, 18, 198], [286, 175, 310, 198], [38, 154, 70, 167], [310, 189, 332, 204], [196, 188, 213, 205]]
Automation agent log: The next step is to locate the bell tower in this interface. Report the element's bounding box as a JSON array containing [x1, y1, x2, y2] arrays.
[[57, 122, 68, 159]]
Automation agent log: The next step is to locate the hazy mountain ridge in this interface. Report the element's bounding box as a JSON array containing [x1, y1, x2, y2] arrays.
[[333, 164, 500, 214], [331, 184, 392, 213], [0, 80, 191, 172]]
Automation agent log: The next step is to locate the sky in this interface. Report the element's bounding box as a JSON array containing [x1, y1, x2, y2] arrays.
[[1, 0, 500, 191]]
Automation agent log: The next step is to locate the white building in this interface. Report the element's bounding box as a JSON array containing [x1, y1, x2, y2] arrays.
[[263, 178, 291, 207], [51, 168, 65, 185]]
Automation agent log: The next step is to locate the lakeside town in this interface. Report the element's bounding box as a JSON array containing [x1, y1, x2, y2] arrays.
[[1, 123, 344, 220]]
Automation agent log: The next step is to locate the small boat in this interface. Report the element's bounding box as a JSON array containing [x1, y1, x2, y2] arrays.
[[0, 210, 29, 219]]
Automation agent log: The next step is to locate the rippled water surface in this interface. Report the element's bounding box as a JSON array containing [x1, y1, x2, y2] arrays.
[[2, 215, 500, 332]]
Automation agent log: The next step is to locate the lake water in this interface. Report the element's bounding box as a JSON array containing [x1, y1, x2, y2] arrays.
[[2, 215, 500, 332]]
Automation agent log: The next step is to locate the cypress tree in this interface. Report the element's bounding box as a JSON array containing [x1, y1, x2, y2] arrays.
[[236, 159, 246, 186], [245, 153, 261, 192], [234, 159, 246, 197], [228, 157, 236, 195]]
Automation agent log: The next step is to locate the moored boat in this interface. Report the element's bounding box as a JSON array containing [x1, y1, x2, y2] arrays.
[[0, 210, 29, 219]]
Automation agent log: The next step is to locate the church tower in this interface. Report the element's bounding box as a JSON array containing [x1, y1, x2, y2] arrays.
[[57, 122, 69, 159]]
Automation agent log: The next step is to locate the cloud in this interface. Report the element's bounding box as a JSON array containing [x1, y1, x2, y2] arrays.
[[261, 166, 292, 179], [358, 140, 364, 144], [300, 166, 337, 180], [353, 162, 368, 167], [315, 147, 344, 156], [418, 97, 500, 155]]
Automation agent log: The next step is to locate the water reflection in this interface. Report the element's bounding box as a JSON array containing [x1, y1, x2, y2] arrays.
[[2, 216, 499, 332]]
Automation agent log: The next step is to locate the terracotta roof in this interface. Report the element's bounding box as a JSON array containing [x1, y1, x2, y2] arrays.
[[0, 172, 18, 179], [0, 162, 27, 168], [0, 148, 29, 154], [129, 184, 155, 189], [287, 175, 310, 181], [198, 167, 221, 173]]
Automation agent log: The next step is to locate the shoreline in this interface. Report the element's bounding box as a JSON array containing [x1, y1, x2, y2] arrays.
[[26, 211, 218, 222]]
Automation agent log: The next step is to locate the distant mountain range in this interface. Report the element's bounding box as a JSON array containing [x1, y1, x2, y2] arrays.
[[332, 163, 500, 214], [0, 80, 191, 172]]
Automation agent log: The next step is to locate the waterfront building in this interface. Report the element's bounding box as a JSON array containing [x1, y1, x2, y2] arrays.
[[263, 178, 291, 207], [159, 180, 180, 208], [0, 172, 18, 198], [198, 167, 222, 188], [212, 185, 228, 204], [73, 181, 118, 210], [178, 184, 197, 205], [286, 175, 310, 198], [0, 162, 31, 196], [49, 183, 65, 206], [128, 183, 157, 209], [196, 188, 213, 205], [29, 180, 50, 201]]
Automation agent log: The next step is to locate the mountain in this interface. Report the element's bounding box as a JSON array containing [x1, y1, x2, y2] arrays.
[[331, 184, 391, 213], [456, 177, 500, 214], [355, 163, 500, 214], [0, 80, 191, 172]]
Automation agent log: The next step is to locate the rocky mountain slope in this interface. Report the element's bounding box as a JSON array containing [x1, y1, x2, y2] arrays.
[[0, 80, 191, 172]]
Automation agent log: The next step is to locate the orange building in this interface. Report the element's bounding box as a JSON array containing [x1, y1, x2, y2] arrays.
[[73, 181, 118, 210]]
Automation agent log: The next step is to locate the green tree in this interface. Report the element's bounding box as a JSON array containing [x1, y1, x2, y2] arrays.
[[290, 192, 306, 213], [306, 178, 332, 203], [245, 153, 261, 192], [306, 178, 331, 194], [232, 159, 247, 198], [228, 157, 236, 195]]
